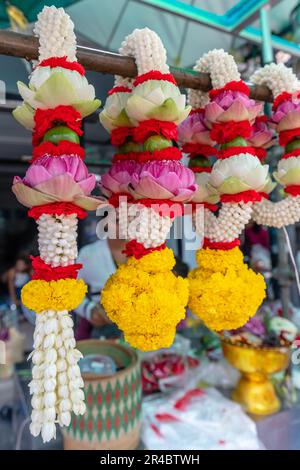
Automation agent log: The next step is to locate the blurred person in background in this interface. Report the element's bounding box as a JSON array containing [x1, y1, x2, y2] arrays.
[[1, 254, 31, 309]]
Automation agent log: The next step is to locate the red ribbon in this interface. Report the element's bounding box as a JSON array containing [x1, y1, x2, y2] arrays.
[[28, 202, 87, 220], [32, 105, 83, 146], [285, 185, 300, 196], [272, 92, 293, 111], [210, 120, 252, 144], [203, 238, 240, 250], [108, 86, 131, 96], [209, 81, 250, 100], [282, 149, 300, 159], [111, 127, 134, 146], [122, 240, 166, 259], [182, 143, 216, 157], [113, 146, 182, 163], [30, 256, 82, 281], [217, 146, 257, 160], [220, 190, 262, 203], [32, 141, 85, 162], [191, 166, 212, 173], [38, 56, 85, 75], [108, 193, 183, 217], [133, 120, 178, 143], [133, 70, 177, 87], [279, 128, 300, 146]]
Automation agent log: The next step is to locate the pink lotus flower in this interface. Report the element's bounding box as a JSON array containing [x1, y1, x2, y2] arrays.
[[270, 96, 300, 132], [101, 160, 140, 196], [248, 117, 274, 149], [12, 155, 103, 210], [178, 110, 213, 146], [129, 160, 197, 202], [205, 90, 262, 126]]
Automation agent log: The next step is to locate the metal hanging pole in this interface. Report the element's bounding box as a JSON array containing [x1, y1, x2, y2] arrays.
[[0, 29, 274, 102]]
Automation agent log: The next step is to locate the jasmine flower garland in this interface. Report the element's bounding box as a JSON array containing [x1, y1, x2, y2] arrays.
[[179, 50, 267, 331], [99, 28, 195, 351], [12, 6, 102, 442], [251, 64, 300, 228]]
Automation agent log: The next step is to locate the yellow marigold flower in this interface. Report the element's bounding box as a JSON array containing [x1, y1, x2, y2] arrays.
[[188, 247, 266, 331], [21, 279, 87, 313], [101, 248, 189, 352]]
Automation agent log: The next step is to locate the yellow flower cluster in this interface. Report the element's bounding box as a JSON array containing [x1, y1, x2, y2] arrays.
[[101, 247, 189, 351], [21, 279, 87, 313], [188, 247, 266, 331]]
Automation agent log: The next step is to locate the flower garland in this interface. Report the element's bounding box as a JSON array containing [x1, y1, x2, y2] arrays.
[[99, 28, 195, 351], [180, 50, 267, 331], [251, 63, 300, 228], [12, 6, 102, 442]]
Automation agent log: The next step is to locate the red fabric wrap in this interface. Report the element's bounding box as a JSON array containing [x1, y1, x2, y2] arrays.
[[190, 202, 218, 213], [209, 81, 250, 100], [28, 202, 87, 220], [32, 105, 83, 146], [282, 149, 300, 159], [109, 193, 183, 217], [32, 141, 85, 162], [182, 143, 216, 157], [284, 185, 300, 196], [220, 190, 262, 203], [123, 240, 166, 259], [203, 238, 240, 250], [279, 128, 300, 146], [30, 256, 82, 281], [218, 146, 256, 160], [108, 86, 131, 96], [191, 166, 212, 173], [133, 71, 177, 87], [113, 146, 182, 163], [111, 127, 133, 146], [38, 56, 85, 75], [210, 120, 252, 144], [190, 107, 205, 115], [133, 120, 177, 143], [272, 92, 293, 111]]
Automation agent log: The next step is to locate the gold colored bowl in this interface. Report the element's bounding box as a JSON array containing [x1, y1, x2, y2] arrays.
[[221, 339, 290, 416]]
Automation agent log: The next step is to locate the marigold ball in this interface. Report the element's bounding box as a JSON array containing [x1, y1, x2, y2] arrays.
[[21, 279, 87, 313], [188, 247, 266, 331], [101, 248, 189, 351]]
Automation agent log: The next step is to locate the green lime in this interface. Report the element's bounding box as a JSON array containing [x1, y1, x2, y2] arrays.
[[42, 126, 80, 145], [221, 137, 248, 149], [144, 135, 172, 152], [286, 139, 300, 153], [118, 141, 143, 153]]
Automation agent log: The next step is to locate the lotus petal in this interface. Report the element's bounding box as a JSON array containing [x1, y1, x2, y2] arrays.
[[277, 111, 300, 132], [126, 95, 157, 122], [72, 99, 101, 118], [129, 178, 174, 200], [17, 81, 41, 109], [205, 102, 224, 124], [34, 73, 78, 109], [218, 177, 251, 194], [12, 182, 58, 208], [217, 100, 250, 123], [12, 103, 35, 130], [34, 175, 83, 200], [148, 98, 181, 122]]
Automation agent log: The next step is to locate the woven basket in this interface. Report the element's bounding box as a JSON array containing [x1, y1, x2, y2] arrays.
[[63, 339, 142, 450]]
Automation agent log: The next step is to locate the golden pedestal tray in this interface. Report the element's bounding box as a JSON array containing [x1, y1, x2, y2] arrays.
[[221, 339, 290, 416]]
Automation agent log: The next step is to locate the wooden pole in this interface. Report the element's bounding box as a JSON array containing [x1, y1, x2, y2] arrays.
[[0, 30, 273, 102]]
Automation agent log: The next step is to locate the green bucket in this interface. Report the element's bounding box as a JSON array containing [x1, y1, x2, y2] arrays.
[[63, 340, 142, 450]]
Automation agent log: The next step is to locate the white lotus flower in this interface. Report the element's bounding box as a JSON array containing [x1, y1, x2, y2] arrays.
[[13, 66, 101, 129], [126, 80, 191, 124], [100, 91, 133, 131], [192, 172, 220, 204], [210, 153, 269, 194], [274, 156, 300, 187]]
